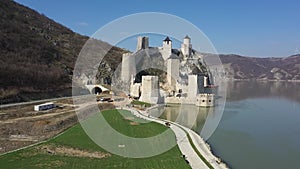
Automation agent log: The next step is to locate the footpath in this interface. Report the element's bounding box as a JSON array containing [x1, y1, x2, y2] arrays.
[[124, 106, 229, 169]]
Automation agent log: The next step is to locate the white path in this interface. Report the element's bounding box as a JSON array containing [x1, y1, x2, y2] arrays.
[[171, 122, 210, 169], [124, 107, 210, 169], [182, 126, 229, 169]]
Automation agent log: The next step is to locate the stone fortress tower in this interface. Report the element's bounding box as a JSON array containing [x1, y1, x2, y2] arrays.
[[181, 35, 192, 58], [188, 74, 199, 99], [161, 37, 172, 60], [139, 76, 160, 104], [136, 36, 149, 51], [120, 35, 215, 107], [196, 93, 215, 107], [121, 36, 149, 82], [121, 52, 136, 82], [167, 54, 180, 89]]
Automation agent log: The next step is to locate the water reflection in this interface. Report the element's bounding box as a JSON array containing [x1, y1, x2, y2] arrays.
[[149, 104, 210, 131], [226, 81, 300, 103]]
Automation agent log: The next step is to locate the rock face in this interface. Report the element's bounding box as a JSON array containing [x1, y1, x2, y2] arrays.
[[215, 54, 300, 81]]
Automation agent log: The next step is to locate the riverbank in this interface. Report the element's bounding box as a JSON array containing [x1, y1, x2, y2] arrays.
[[124, 105, 229, 169]]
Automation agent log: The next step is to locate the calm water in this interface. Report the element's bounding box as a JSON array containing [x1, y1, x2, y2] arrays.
[[150, 81, 300, 169]]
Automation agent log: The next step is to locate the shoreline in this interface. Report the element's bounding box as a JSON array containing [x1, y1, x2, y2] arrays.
[[226, 78, 300, 83], [127, 105, 229, 169]]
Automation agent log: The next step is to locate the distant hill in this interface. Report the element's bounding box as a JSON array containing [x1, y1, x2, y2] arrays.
[[0, 0, 125, 103], [219, 54, 300, 81]]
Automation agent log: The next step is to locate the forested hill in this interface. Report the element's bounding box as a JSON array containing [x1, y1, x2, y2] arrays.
[[0, 0, 125, 103]]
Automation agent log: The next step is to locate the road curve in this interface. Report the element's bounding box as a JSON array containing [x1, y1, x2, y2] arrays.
[[123, 106, 229, 169]]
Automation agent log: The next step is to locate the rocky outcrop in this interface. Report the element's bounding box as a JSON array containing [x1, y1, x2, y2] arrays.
[[217, 54, 300, 81]]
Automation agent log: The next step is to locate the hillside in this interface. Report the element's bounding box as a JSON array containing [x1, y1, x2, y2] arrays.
[[219, 54, 300, 81], [0, 0, 125, 104], [0, 0, 299, 104]]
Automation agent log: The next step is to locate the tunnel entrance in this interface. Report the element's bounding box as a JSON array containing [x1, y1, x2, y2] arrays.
[[91, 87, 102, 95]]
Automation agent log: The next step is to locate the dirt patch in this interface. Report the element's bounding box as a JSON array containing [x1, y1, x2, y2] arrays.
[[129, 122, 140, 125], [33, 120, 50, 127], [38, 145, 111, 159], [124, 117, 134, 120]]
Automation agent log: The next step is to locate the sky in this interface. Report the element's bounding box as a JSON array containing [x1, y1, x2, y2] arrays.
[[14, 0, 300, 57]]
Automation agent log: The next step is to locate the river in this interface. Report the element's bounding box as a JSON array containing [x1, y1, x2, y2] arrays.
[[149, 81, 300, 169]]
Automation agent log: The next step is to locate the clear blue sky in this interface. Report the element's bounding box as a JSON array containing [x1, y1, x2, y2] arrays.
[[15, 0, 300, 57]]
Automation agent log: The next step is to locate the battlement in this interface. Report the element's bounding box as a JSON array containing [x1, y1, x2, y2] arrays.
[[196, 93, 215, 107], [199, 93, 215, 97]]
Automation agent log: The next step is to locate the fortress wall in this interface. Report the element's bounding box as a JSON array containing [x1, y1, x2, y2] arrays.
[[167, 58, 180, 88], [130, 83, 141, 98], [139, 76, 159, 104], [188, 75, 198, 98], [196, 93, 215, 107], [121, 53, 136, 82]]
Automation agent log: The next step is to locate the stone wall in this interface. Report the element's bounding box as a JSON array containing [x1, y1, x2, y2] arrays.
[[121, 53, 136, 82], [139, 76, 160, 104], [167, 57, 180, 89], [196, 93, 215, 107]]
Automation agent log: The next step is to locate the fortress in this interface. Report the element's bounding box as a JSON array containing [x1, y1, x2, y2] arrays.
[[120, 36, 216, 107]]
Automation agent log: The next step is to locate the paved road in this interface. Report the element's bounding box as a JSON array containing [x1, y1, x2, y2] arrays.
[[0, 95, 94, 109], [0, 96, 74, 109]]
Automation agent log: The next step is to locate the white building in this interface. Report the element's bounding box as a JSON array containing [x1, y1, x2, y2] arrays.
[[34, 102, 55, 111]]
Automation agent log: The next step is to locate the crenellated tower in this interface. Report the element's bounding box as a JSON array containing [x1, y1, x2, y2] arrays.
[[181, 35, 192, 58]]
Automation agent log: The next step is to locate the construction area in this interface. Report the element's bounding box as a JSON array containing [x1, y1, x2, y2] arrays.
[[0, 95, 115, 154]]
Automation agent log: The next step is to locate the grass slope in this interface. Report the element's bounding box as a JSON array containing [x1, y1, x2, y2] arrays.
[[0, 109, 191, 169], [131, 100, 151, 107]]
